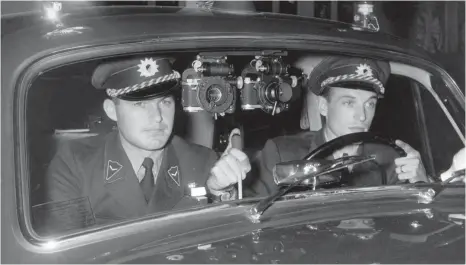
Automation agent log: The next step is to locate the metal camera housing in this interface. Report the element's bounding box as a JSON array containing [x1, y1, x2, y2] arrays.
[[240, 58, 301, 115], [256, 75, 292, 115], [181, 55, 240, 116], [197, 76, 236, 114], [181, 68, 203, 112]]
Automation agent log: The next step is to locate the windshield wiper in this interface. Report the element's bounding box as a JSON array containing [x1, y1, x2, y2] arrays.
[[248, 155, 376, 222]]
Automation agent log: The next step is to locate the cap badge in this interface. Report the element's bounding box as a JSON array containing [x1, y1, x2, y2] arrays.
[[137, 58, 159, 77], [355, 64, 373, 76]]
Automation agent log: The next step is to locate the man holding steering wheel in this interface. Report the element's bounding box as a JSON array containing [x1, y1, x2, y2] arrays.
[[250, 56, 430, 196]]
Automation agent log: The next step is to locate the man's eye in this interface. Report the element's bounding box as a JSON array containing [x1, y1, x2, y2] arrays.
[[133, 101, 144, 107], [366, 101, 376, 109], [343, 101, 354, 106], [162, 99, 173, 105]]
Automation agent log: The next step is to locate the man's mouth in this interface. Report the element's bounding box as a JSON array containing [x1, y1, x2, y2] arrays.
[[145, 128, 166, 133], [348, 126, 367, 131]]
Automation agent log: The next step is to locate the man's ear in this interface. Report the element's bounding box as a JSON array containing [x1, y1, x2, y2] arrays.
[[103, 98, 118, 122], [317, 95, 328, 117]]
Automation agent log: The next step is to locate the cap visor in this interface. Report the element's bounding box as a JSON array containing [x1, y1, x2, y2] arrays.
[[118, 80, 179, 101], [328, 79, 383, 95]]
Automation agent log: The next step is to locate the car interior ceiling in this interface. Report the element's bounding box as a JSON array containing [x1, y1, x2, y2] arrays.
[[26, 50, 432, 205]]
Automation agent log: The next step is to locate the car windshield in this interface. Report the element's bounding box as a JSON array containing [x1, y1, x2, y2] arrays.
[[25, 48, 464, 239]]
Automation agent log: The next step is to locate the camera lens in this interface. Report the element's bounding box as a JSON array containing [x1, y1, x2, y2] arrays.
[[278, 82, 292, 102], [206, 84, 223, 104], [264, 82, 280, 102]]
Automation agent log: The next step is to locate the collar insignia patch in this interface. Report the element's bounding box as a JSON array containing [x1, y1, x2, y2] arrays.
[[168, 166, 180, 187], [106, 160, 123, 183]]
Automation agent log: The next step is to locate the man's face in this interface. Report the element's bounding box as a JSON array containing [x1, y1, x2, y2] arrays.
[[105, 96, 175, 151], [319, 87, 378, 138]]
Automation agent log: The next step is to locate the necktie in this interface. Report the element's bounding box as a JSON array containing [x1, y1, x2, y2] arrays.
[[140, 157, 155, 203]]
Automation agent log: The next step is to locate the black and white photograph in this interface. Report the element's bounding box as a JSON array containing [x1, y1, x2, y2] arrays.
[[1, 0, 465, 263]]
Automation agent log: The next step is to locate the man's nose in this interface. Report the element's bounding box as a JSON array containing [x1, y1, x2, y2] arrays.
[[148, 103, 163, 123], [354, 105, 366, 122]]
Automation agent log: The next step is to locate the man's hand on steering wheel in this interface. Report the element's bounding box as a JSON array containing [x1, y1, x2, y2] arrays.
[[304, 132, 433, 186], [394, 140, 428, 183]]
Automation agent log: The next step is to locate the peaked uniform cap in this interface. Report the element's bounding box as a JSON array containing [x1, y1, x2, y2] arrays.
[[307, 56, 391, 97], [92, 57, 181, 101]]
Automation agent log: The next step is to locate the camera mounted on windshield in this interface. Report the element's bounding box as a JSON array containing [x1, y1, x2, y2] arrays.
[[181, 55, 240, 119], [240, 55, 302, 115], [181, 51, 303, 118]]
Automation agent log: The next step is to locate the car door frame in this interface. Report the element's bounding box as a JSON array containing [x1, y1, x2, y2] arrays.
[[2, 33, 464, 263]]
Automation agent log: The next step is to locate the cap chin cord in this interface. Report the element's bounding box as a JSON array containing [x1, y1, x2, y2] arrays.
[[106, 71, 181, 98], [117, 80, 180, 101]]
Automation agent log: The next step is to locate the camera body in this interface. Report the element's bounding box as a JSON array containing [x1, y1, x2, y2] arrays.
[[181, 68, 203, 113], [181, 52, 302, 117], [240, 56, 300, 115], [181, 56, 240, 117]]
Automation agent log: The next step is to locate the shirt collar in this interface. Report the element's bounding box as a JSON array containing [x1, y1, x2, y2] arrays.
[[118, 134, 164, 176]]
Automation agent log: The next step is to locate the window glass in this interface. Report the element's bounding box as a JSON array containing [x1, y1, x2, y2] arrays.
[[25, 53, 464, 238], [371, 75, 423, 152], [27, 61, 110, 236], [418, 77, 464, 176]]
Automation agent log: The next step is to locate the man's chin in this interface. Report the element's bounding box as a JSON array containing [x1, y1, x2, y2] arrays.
[[143, 137, 170, 150]]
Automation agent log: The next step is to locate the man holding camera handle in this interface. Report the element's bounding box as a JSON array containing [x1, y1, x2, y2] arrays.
[[45, 57, 250, 225]]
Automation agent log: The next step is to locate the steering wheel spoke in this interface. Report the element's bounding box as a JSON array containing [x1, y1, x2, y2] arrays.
[[301, 132, 406, 189]]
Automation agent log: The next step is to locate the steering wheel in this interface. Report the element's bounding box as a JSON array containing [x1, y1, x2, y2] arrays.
[[302, 132, 407, 187]]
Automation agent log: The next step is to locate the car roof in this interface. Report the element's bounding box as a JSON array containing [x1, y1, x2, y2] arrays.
[[3, 5, 440, 98], [2, 6, 430, 57]]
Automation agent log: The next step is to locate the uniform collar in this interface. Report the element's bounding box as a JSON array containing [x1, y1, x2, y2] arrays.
[[316, 128, 327, 146], [102, 131, 148, 214], [101, 131, 184, 214], [119, 134, 165, 180]]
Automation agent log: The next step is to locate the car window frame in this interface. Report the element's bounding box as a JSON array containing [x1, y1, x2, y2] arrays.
[[390, 62, 464, 142], [13, 39, 465, 253], [390, 62, 465, 178], [409, 81, 437, 176]]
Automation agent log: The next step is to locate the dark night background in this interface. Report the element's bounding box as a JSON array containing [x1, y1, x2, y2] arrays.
[[102, 1, 465, 91], [3, 1, 463, 89]]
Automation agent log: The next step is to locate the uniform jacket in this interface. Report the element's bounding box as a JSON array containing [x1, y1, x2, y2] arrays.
[[249, 130, 401, 196], [44, 130, 218, 228]]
